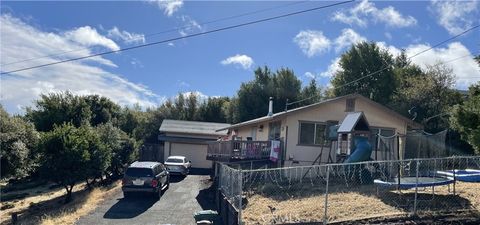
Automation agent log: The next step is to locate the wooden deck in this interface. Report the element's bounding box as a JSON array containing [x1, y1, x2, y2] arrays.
[[207, 140, 276, 162]]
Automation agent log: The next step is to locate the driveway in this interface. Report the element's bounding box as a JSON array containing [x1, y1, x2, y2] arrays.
[[77, 170, 215, 225]]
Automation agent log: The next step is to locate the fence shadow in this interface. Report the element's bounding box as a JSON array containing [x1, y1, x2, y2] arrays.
[[377, 190, 475, 212]]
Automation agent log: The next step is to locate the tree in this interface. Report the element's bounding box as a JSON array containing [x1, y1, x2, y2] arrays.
[[331, 41, 396, 105], [236, 66, 303, 121], [393, 64, 462, 131], [40, 123, 96, 202], [299, 79, 323, 106], [198, 97, 230, 123], [26, 92, 121, 132], [96, 123, 137, 177], [273, 68, 302, 112], [26, 92, 91, 131], [84, 95, 121, 126], [0, 105, 40, 178], [185, 92, 199, 121], [450, 82, 480, 155]]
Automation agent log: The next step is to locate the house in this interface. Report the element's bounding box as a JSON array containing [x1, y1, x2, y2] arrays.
[[208, 94, 422, 166], [159, 119, 230, 169]]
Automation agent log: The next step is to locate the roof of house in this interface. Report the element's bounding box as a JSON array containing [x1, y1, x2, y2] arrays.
[[337, 112, 370, 133], [159, 119, 230, 136], [217, 94, 422, 131]]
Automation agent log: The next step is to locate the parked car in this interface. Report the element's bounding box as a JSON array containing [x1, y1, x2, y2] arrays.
[[164, 156, 191, 176], [122, 161, 169, 199]]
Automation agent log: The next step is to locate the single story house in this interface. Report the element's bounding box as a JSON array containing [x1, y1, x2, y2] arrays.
[[159, 119, 230, 169], [215, 94, 422, 166]]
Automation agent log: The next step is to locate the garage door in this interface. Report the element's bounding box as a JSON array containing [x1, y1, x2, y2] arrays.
[[170, 143, 212, 169]]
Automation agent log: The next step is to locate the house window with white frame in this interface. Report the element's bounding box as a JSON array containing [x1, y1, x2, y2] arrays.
[[298, 121, 327, 146]]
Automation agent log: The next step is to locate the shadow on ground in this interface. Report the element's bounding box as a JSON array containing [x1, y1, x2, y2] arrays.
[[103, 193, 157, 219], [196, 180, 216, 210], [378, 191, 474, 212], [2, 182, 118, 225]]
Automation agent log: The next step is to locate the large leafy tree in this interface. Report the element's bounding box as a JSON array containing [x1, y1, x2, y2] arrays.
[[198, 97, 230, 123], [237, 66, 303, 122], [40, 123, 105, 202], [393, 64, 462, 131], [96, 123, 137, 177], [0, 105, 40, 178], [331, 41, 396, 105], [26, 92, 121, 132], [298, 79, 323, 107], [450, 82, 480, 155]]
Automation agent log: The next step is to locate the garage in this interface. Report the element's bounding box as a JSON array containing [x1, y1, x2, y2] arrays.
[[159, 119, 230, 170], [170, 143, 211, 169]]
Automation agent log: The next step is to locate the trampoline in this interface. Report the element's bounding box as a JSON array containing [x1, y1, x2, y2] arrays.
[[374, 176, 454, 189], [436, 169, 480, 182]]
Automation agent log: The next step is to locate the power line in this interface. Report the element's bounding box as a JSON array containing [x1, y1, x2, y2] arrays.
[[1, 1, 311, 67], [287, 25, 479, 108], [1, 0, 353, 75]]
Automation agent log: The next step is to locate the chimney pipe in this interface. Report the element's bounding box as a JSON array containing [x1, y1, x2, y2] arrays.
[[268, 97, 273, 117]]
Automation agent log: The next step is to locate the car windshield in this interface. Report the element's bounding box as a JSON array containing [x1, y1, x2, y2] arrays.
[[166, 158, 183, 163], [125, 168, 153, 177]]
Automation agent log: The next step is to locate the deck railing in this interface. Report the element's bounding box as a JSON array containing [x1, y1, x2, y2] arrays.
[[207, 140, 273, 161]]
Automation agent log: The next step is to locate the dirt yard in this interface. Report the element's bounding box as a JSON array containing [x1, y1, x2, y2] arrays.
[[242, 181, 480, 224], [0, 180, 120, 225]]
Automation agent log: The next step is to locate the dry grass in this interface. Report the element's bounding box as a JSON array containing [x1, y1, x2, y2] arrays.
[[0, 181, 120, 225], [40, 182, 120, 225], [243, 182, 480, 224]]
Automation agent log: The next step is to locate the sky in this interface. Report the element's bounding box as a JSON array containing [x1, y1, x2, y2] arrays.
[[1, 0, 479, 114]]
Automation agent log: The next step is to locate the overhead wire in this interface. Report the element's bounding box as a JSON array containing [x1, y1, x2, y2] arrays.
[[1, 0, 311, 67], [0, 0, 354, 75], [286, 24, 480, 108]]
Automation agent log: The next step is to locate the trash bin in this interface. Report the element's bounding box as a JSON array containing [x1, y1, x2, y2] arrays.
[[193, 210, 219, 225]]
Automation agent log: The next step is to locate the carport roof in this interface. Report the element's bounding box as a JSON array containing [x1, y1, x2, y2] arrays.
[[159, 119, 230, 136]]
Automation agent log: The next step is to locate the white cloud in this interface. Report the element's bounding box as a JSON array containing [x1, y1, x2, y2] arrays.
[[320, 57, 342, 78], [177, 15, 203, 36], [107, 26, 145, 44], [221, 54, 254, 70], [293, 30, 331, 57], [0, 14, 160, 113], [405, 42, 480, 89], [332, 0, 417, 28], [180, 91, 209, 102], [430, 1, 479, 35], [334, 28, 366, 52], [149, 0, 183, 17], [64, 26, 120, 51], [304, 72, 316, 79]]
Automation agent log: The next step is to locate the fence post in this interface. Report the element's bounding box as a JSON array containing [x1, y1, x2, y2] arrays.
[[323, 165, 330, 224], [238, 169, 243, 225], [413, 159, 419, 215]]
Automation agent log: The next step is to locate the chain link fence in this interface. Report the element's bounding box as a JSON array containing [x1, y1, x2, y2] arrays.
[[218, 156, 480, 224]]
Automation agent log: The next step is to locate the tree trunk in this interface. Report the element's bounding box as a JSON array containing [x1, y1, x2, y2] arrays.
[[64, 185, 74, 203]]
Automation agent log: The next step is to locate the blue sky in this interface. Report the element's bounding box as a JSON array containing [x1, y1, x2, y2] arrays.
[[1, 0, 479, 114]]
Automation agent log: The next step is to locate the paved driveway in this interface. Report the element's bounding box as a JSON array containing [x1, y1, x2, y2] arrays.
[[77, 171, 215, 225]]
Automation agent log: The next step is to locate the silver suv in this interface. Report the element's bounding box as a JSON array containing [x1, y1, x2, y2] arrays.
[[122, 161, 169, 199]]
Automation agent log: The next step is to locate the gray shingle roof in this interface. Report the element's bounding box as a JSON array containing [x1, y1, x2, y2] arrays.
[[159, 119, 230, 136], [338, 112, 370, 133]]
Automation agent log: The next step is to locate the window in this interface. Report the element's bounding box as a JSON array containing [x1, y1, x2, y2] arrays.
[[346, 98, 355, 112], [299, 122, 327, 145], [269, 121, 281, 140], [125, 168, 153, 177]]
